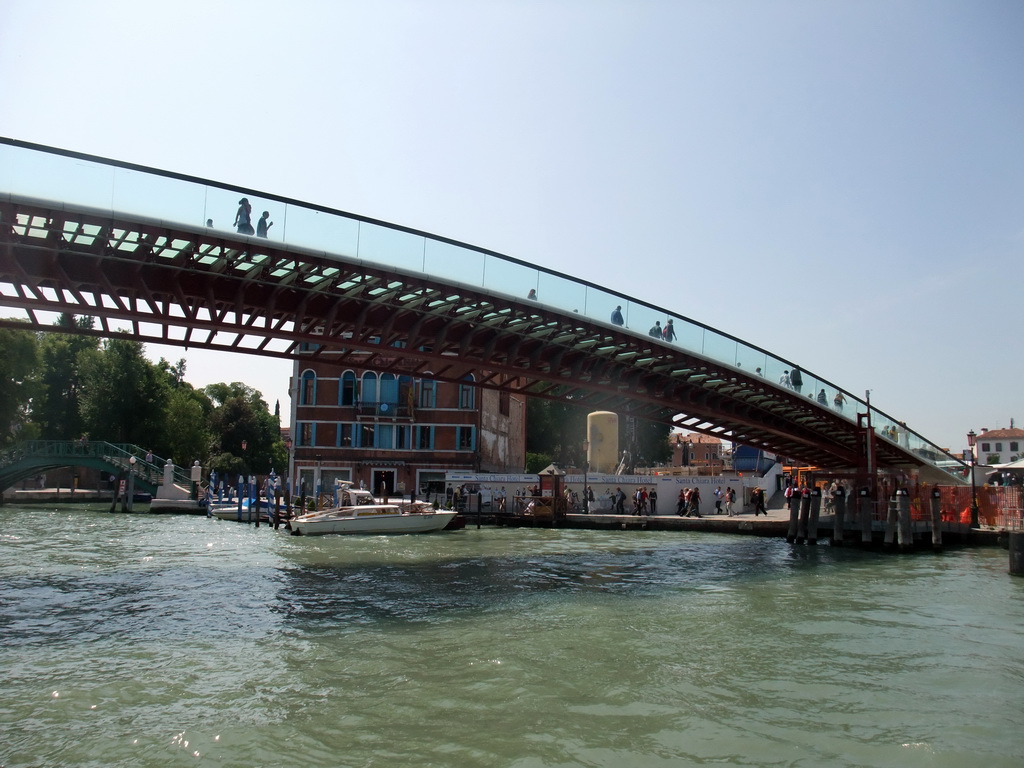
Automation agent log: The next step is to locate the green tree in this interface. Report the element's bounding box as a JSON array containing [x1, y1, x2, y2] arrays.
[[163, 386, 214, 468], [0, 323, 41, 446], [33, 315, 99, 439], [525, 452, 553, 474], [150, 357, 215, 465], [205, 382, 282, 476], [78, 338, 170, 444]]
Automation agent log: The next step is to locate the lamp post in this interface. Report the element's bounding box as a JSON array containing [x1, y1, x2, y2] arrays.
[[966, 430, 980, 528], [284, 437, 293, 509], [315, 454, 323, 511], [127, 455, 137, 513], [582, 440, 590, 513]]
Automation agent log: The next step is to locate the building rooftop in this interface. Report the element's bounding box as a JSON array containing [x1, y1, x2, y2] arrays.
[[978, 428, 1024, 439]]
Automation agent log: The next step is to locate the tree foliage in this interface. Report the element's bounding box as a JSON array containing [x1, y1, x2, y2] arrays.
[[204, 382, 284, 476], [33, 314, 98, 441], [0, 323, 41, 446], [5, 321, 282, 476], [78, 338, 169, 444]]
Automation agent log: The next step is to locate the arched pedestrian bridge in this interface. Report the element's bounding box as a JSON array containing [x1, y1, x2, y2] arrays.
[[0, 138, 964, 482], [0, 440, 186, 496]]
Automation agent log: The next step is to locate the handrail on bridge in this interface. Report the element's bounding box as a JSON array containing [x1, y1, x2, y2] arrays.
[[0, 440, 191, 488], [0, 137, 964, 474]]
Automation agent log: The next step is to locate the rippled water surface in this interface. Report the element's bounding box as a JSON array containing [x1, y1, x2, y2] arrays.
[[2, 505, 1022, 767]]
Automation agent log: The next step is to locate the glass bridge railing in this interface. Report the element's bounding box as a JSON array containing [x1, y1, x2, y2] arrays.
[[0, 138, 962, 472]]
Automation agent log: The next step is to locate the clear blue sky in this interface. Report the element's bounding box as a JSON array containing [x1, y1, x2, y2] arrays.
[[1, 0, 1020, 453]]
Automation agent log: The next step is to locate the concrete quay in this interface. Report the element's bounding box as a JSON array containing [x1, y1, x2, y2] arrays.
[[485, 504, 1000, 547]]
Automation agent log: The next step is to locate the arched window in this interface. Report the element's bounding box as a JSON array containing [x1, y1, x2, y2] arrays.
[[379, 373, 398, 405], [361, 372, 378, 404], [300, 370, 316, 405]]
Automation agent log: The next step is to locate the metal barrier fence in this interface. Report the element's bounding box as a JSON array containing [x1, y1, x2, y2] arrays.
[[897, 485, 1022, 528]]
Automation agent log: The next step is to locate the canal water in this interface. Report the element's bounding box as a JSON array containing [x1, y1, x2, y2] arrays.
[[2, 504, 1022, 768]]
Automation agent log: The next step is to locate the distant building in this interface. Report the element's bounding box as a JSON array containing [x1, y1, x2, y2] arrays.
[[289, 344, 527, 499], [671, 433, 725, 473], [973, 426, 1024, 466]]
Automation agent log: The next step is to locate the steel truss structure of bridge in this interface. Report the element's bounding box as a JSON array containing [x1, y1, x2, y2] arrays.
[[0, 138, 964, 483]]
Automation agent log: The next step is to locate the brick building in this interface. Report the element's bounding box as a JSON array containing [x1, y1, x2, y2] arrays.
[[289, 346, 527, 500], [671, 433, 725, 473]]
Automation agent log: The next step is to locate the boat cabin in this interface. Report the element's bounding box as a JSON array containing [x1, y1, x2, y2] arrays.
[[338, 483, 377, 507]]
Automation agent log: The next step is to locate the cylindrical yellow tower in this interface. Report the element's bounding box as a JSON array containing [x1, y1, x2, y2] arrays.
[[587, 412, 618, 473]]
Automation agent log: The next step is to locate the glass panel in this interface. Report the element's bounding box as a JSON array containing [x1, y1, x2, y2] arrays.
[[762, 358, 791, 389], [0, 144, 114, 209], [359, 222, 425, 273], [110, 168, 208, 226], [203, 187, 281, 239], [671, 316, 704, 355], [735, 343, 768, 378], [279, 204, 360, 258], [636, 307, 673, 340], [482, 256, 539, 303], [424, 239, 485, 285], [537, 272, 587, 316], [702, 330, 738, 369], [584, 288, 626, 328]]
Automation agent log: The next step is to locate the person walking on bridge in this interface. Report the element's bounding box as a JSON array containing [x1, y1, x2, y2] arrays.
[[257, 210, 274, 237], [611, 306, 624, 326], [662, 319, 677, 342], [234, 198, 254, 235], [790, 367, 804, 394]]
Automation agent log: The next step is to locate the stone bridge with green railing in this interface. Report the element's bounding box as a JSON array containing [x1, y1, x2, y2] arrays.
[[0, 440, 194, 497]]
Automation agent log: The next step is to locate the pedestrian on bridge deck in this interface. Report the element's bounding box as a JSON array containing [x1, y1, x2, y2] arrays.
[[257, 211, 274, 237], [662, 319, 677, 342], [611, 306, 624, 325], [234, 198, 254, 235], [790, 367, 804, 394]]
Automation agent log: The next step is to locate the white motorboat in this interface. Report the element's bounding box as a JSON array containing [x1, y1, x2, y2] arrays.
[[207, 499, 269, 521], [289, 483, 457, 536]]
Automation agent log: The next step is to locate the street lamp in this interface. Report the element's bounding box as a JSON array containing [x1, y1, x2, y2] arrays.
[[127, 455, 137, 512], [315, 454, 323, 511], [582, 440, 590, 513], [966, 430, 980, 528], [284, 437, 293, 496]]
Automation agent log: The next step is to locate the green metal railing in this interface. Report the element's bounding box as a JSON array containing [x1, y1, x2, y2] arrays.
[[0, 440, 193, 489]]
